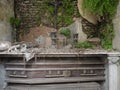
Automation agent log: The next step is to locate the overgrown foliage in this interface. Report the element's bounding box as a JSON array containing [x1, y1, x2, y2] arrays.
[[82, 0, 119, 19], [74, 42, 94, 49], [100, 23, 115, 49], [59, 28, 71, 38], [58, 0, 75, 25], [34, 0, 79, 28], [10, 17, 21, 28], [82, 0, 119, 49], [10, 17, 21, 42]]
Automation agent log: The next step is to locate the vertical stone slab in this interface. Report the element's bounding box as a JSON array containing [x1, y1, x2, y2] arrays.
[[107, 54, 120, 90], [113, 1, 120, 51], [68, 18, 87, 43], [0, 0, 14, 42]]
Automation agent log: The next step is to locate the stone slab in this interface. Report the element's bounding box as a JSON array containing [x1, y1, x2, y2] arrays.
[[6, 82, 101, 90]]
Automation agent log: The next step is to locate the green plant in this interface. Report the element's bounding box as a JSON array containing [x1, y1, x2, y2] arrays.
[[62, 0, 75, 15], [82, 0, 119, 49], [100, 24, 114, 50], [33, 0, 80, 28], [82, 0, 119, 19], [60, 0, 76, 26], [10, 17, 21, 42], [59, 28, 71, 38], [10, 17, 21, 28], [74, 42, 94, 48]]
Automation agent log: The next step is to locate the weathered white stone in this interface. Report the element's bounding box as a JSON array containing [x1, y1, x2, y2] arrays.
[[77, 0, 98, 24], [68, 18, 87, 43], [107, 54, 120, 90], [59, 18, 87, 44], [113, 1, 120, 51], [0, 41, 11, 51]]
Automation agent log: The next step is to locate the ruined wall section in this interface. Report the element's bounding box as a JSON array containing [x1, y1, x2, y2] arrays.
[[15, 0, 79, 30], [0, 0, 14, 41], [15, 0, 45, 29], [15, 0, 97, 42]]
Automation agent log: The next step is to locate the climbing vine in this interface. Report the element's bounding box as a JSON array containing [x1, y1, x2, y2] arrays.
[[82, 0, 119, 49]]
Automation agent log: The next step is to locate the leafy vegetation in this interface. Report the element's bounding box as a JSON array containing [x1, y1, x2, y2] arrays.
[[82, 0, 119, 49], [74, 42, 94, 49], [82, 0, 119, 19], [100, 23, 115, 50], [34, 0, 80, 28], [59, 0, 75, 25], [10, 17, 21, 28], [59, 28, 71, 38], [10, 17, 21, 42]]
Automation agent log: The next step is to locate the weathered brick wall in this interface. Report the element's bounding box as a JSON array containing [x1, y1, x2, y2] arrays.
[[15, 0, 79, 30], [15, 0, 44, 29]]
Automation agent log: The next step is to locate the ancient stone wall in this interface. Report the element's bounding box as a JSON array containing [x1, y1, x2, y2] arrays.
[[15, 0, 97, 42], [15, 0, 79, 30], [15, 0, 44, 29], [0, 0, 14, 41]]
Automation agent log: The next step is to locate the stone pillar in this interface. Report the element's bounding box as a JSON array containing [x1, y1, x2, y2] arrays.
[[107, 54, 120, 90]]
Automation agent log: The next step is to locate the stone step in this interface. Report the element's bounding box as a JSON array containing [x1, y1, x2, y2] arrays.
[[6, 77, 105, 84], [6, 82, 101, 90]]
